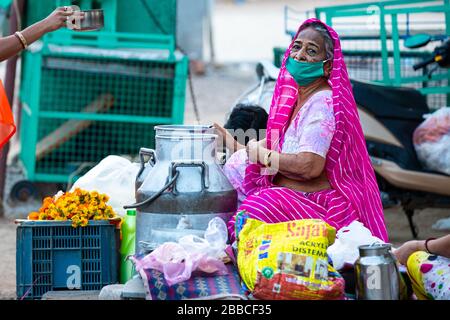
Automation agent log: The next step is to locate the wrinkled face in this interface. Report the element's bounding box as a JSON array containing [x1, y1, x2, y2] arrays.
[[290, 27, 327, 62], [289, 26, 332, 78]]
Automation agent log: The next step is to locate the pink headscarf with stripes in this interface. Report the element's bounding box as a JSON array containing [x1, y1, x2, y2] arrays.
[[242, 19, 388, 241]]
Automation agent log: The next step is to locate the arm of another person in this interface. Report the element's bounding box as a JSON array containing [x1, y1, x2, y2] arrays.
[[0, 7, 79, 62], [426, 235, 450, 257], [394, 234, 450, 265]]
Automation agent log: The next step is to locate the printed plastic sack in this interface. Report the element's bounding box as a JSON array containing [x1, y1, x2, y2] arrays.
[[413, 107, 450, 175], [71, 155, 140, 217], [326, 221, 384, 270], [237, 217, 345, 300]]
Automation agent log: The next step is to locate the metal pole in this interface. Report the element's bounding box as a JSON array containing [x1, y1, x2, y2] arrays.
[[379, 7, 391, 85], [0, 0, 25, 213], [207, 0, 215, 65], [445, 0, 450, 107], [391, 14, 402, 86]]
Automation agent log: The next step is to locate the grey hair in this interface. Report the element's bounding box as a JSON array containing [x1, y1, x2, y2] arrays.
[[300, 22, 334, 60]]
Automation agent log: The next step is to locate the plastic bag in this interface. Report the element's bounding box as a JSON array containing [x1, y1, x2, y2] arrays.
[[204, 217, 229, 258], [132, 217, 229, 286], [326, 221, 384, 270], [413, 107, 450, 175], [237, 217, 345, 300], [432, 216, 450, 231], [70, 155, 140, 217]]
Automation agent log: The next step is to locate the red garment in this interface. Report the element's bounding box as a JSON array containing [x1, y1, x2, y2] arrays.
[[0, 80, 16, 148]]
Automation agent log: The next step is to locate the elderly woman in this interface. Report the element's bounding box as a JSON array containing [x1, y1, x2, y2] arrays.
[[1, 7, 81, 147], [214, 18, 388, 242]]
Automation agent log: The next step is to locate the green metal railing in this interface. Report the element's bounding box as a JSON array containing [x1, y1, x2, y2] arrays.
[[280, 1, 450, 108], [16, 0, 188, 183], [24, 0, 176, 38], [19, 44, 188, 182], [314, 0, 450, 101]]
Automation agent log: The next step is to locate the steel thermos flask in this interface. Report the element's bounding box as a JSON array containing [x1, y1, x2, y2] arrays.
[[355, 243, 401, 300]]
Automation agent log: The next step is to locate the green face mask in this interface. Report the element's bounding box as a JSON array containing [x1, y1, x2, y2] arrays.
[[285, 56, 328, 86]]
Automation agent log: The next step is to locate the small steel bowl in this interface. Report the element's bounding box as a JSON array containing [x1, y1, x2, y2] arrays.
[[75, 9, 104, 32]]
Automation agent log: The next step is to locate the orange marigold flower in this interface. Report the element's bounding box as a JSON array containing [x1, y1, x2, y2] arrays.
[[34, 188, 113, 226], [90, 191, 99, 198], [28, 212, 40, 220], [39, 212, 48, 220], [43, 197, 53, 204], [80, 217, 89, 227]]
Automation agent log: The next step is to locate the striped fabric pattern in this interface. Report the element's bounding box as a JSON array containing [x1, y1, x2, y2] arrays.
[[229, 19, 388, 243]]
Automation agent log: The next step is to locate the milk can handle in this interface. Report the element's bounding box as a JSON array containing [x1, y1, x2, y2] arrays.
[[123, 170, 180, 210], [169, 160, 209, 194], [388, 245, 402, 299], [388, 247, 401, 275], [136, 148, 156, 180]]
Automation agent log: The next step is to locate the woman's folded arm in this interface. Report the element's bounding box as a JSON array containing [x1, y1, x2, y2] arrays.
[[271, 151, 325, 180], [248, 140, 325, 181]]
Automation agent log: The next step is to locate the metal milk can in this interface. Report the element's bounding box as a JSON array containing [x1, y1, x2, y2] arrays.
[[135, 125, 215, 191], [126, 127, 237, 254], [355, 243, 401, 300]]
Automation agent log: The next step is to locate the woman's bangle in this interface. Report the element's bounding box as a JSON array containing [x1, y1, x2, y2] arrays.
[[424, 237, 436, 254], [263, 150, 273, 167], [14, 31, 28, 49]]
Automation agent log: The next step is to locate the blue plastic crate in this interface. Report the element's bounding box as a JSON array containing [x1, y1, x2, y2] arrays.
[[16, 220, 119, 300]]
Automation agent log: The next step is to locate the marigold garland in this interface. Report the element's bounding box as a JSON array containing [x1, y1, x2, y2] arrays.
[[27, 188, 117, 228]]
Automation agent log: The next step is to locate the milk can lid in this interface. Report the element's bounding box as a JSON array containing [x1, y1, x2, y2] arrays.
[[358, 243, 391, 256]]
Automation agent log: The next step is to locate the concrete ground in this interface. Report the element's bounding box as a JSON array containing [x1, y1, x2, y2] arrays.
[[1, 0, 449, 300]]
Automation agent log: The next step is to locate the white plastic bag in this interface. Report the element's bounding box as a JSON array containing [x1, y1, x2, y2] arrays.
[[70, 155, 140, 217], [132, 217, 229, 285], [203, 217, 229, 258], [432, 216, 450, 231], [413, 107, 450, 175], [175, 217, 229, 261], [327, 221, 384, 270]]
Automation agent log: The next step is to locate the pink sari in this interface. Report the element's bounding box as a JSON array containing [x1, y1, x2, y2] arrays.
[[228, 19, 388, 243]]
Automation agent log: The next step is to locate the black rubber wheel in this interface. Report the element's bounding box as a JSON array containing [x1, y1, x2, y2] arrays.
[[9, 180, 38, 203]]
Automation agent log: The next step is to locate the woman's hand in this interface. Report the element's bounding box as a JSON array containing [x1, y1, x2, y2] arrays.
[[213, 123, 244, 153], [41, 7, 84, 33], [246, 139, 259, 163], [393, 240, 423, 265], [246, 139, 269, 164], [257, 138, 267, 149]]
